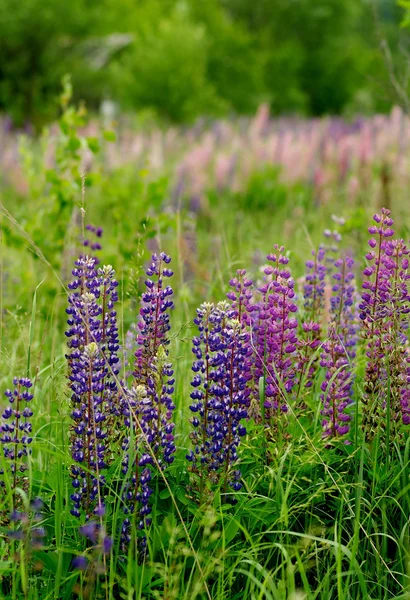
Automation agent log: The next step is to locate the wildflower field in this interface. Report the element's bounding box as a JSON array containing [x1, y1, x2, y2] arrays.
[[2, 93, 410, 600]]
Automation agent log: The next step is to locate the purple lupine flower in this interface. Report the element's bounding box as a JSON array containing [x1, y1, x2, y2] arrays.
[[131, 253, 176, 468], [120, 386, 154, 553], [72, 555, 88, 571], [98, 265, 121, 432], [252, 246, 298, 432], [132, 253, 176, 468], [121, 253, 175, 554], [1, 377, 34, 503], [323, 226, 343, 273], [66, 255, 120, 518], [383, 239, 410, 428], [134, 252, 174, 384], [187, 301, 251, 501], [227, 269, 254, 326], [359, 209, 410, 441], [320, 255, 358, 442]]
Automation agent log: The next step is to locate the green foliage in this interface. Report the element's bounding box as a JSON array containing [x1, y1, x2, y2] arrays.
[[15, 76, 100, 266], [0, 0, 407, 125], [2, 102, 410, 596], [111, 11, 225, 122]]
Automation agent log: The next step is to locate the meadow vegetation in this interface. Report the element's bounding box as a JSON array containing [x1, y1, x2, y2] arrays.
[[1, 83, 410, 600]]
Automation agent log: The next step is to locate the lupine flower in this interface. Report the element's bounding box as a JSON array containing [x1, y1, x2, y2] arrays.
[[252, 246, 298, 434], [0, 377, 34, 503], [320, 255, 358, 442], [359, 208, 410, 442], [121, 384, 154, 553], [227, 269, 254, 326], [132, 253, 176, 468], [187, 301, 251, 501], [294, 248, 327, 397], [133, 252, 174, 385], [66, 253, 120, 518], [121, 253, 175, 554]]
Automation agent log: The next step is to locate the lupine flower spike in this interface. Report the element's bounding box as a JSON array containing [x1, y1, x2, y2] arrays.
[[66, 245, 120, 519], [252, 246, 298, 439], [121, 252, 175, 556], [359, 208, 410, 444], [320, 256, 358, 442], [187, 300, 251, 502], [0, 377, 34, 507]]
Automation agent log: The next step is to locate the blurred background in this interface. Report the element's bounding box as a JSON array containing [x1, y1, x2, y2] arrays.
[[2, 0, 410, 361], [1, 0, 410, 129]]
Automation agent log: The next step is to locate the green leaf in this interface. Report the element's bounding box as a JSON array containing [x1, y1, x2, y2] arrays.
[[159, 488, 171, 499], [86, 136, 100, 153], [103, 130, 116, 142]]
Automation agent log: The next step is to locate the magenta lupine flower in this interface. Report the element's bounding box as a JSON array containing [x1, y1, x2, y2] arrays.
[[383, 239, 410, 428], [252, 246, 298, 430], [187, 301, 251, 500], [359, 208, 410, 441], [0, 378, 34, 504], [66, 255, 120, 518]]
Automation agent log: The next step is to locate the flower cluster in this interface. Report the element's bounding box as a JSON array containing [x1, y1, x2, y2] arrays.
[[227, 269, 254, 326], [187, 300, 251, 500], [66, 253, 120, 518], [320, 256, 358, 441], [0, 377, 34, 502], [133, 253, 174, 385], [121, 385, 154, 554], [252, 246, 298, 430], [73, 519, 112, 570], [121, 253, 175, 554], [359, 209, 410, 442]]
